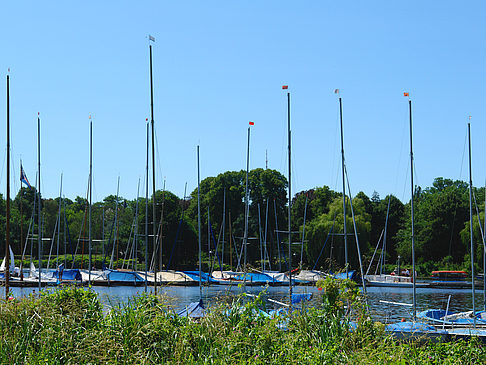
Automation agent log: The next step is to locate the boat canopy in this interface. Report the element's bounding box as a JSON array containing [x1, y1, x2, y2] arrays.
[[177, 299, 205, 318], [52, 269, 82, 281]]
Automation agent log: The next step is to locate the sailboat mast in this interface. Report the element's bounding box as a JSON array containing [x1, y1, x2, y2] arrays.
[[197, 145, 202, 299], [221, 187, 226, 271], [300, 196, 308, 270], [483, 179, 486, 311], [20, 159, 24, 281], [287, 90, 292, 306], [467, 122, 476, 327], [56, 174, 63, 267], [149, 43, 157, 294], [88, 118, 92, 284], [5, 74, 10, 298], [144, 120, 149, 292], [408, 99, 416, 321], [339, 97, 348, 277], [37, 113, 42, 291], [243, 126, 250, 277]]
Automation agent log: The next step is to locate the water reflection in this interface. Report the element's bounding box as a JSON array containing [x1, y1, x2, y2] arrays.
[[3, 285, 486, 322]]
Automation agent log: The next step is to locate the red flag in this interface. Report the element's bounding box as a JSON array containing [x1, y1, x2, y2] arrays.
[[249, 121, 254, 126], [282, 85, 288, 89], [403, 92, 409, 97]]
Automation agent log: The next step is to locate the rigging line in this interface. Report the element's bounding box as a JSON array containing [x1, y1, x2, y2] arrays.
[[71, 177, 90, 269], [92, 174, 98, 204], [412, 160, 420, 193], [344, 165, 368, 297], [279, 112, 287, 175], [331, 104, 341, 193], [472, 190, 485, 247], [393, 104, 410, 195], [153, 127, 164, 185], [312, 214, 336, 271], [448, 128, 469, 256], [329, 100, 340, 193], [366, 229, 384, 276], [458, 126, 468, 180], [10, 149, 19, 194], [0, 147, 6, 190], [401, 159, 410, 202]]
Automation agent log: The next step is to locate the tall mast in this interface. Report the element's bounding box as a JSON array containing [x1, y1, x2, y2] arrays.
[[287, 89, 292, 307], [5, 74, 10, 297], [207, 207, 211, 265], [408, 98, 417, 321], [37, 113, 42, 291], [221, 187, 226, 271], [149, 41, 157, 294], [467, 121, 476, 327], [243, 126, 250, 277], [159, 179, 165, 271], [144, 119, 149, 292], [339, 96, 348, 277], [88, 117, 93, 285], [300, 196, 308, 270], [56, 174, 63, 268], [483, 178, 486, 311], [197, 145, 202, 299], [274, 199, 282, 272], [20, 159, 24, 281]]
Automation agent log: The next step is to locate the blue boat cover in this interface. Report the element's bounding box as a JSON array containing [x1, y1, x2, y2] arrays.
[[105, 270, 144, 282], [385, 321, 437, 332], [53, 269, 82, 281], [333, 270, 358, 281], [183, 271, 219, 283], [178, 299, 205, 318], [417, 309, 453, 321], [291, 293, 312, 304], [226, 272, 278, 283]]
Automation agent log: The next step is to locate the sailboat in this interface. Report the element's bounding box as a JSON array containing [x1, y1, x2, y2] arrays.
[[418, 121, 486, 333], [385, 94, 449, 341], [178, 145, 206, 318], [0, 246, 16, 278], [365, 196, 429, 288]]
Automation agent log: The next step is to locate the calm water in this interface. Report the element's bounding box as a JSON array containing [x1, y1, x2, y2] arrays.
[[2, 285, 486, 322]]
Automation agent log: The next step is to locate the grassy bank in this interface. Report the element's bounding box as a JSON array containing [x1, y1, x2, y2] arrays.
[[0, 283, 484, 364]]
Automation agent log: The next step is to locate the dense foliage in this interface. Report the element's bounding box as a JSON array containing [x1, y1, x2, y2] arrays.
[[1, 173, 485, 275], [0, 286, 484, 364]]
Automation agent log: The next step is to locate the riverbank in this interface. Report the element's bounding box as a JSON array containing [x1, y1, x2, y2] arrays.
[[0, 285, 484, 364]]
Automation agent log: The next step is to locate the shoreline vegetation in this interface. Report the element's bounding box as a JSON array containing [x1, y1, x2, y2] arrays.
[[0, 283, 484, 364], [2, 173, 484, 277]]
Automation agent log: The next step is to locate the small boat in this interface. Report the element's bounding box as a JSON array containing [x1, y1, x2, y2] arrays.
[[418, 309, 486, 327], [385, 321, 448, 342], [445, 327, 486, 342], [365, 273, 429, 288], [177, 299, 205, 318]]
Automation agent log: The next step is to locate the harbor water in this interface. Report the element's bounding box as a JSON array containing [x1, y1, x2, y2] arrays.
[[2, 284, 485, 323]]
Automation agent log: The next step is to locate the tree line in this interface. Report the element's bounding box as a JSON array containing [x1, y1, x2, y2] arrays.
[[1, 172, 484, 275]]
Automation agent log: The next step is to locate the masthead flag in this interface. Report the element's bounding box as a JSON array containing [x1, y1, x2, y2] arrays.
[[282, 85, 288, 90], [20, 164, 32, 189], [149, 35, 155, 42], [334, 89, 340, 94], [249, 121, 254, 126], [403, 92, 409, 97]]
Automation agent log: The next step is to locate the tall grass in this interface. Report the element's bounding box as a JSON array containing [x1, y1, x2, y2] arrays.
[[0, 283, 484, 364]]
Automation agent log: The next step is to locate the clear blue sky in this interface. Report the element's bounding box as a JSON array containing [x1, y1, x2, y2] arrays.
[[1, 1, 485, 202]]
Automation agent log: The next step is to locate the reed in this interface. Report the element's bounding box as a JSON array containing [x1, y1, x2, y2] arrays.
[[0, 285, 483, 364]]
